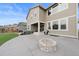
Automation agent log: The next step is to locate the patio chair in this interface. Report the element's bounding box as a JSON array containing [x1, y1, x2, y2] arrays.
[[44, 30, 49, 35]]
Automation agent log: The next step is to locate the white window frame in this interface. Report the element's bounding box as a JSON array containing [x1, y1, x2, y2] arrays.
[[51, 6, 58, 15], [58, 3, 68, 12], [51, 20, 60, 31], [49, 3, 68, 15], [47, 17, 68, 31], [59, 17, 68, 31]]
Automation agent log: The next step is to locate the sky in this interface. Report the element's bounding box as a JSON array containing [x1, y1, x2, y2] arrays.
[[0, 3, 79, 26], [0, 3, 49, 26]]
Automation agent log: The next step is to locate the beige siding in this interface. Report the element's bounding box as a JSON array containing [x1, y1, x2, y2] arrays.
[[39, 8, 46, 22], [26, 3, 77, 38], [45, 3, 77, 37], [27, 7, 39, 25], [27, 7, 39, 30], [48, 16, 77, 37], [46, 3, 76, 21]]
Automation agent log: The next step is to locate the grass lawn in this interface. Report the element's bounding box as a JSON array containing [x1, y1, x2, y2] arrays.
[[0, 32, 18, 45]]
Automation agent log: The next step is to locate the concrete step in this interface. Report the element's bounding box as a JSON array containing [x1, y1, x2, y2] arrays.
[[33, 32, 44, 35]]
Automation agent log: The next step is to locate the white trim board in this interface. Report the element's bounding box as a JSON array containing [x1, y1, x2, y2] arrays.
[[46, 17, 69, 31], [48, 33, 78, 39]]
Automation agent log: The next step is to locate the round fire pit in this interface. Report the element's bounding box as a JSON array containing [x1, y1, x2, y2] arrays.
[[39, 38, 56, 52]]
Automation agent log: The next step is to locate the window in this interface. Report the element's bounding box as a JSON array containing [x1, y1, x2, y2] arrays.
[[52, 21, 58, 30], [47, 17, 68, 31], [47, 3, 68, 15], [58, 3, 68, 12], [48, 22, 51, 29], [60, 19, 67, 30], [51, 6, 58, 15]]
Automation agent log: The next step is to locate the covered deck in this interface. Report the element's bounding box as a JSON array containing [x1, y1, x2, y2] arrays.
[[31, 22, 45, 33]]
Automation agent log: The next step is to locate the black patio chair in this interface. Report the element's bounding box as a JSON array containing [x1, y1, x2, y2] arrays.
[[44, 30, 49, 35]]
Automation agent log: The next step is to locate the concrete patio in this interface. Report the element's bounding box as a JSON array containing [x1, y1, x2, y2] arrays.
[[0, 34, 79, 56]]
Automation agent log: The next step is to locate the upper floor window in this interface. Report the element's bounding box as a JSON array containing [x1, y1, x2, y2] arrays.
[[58, 3, 68, 12], [51, 6, 58, 15], [47, 3, 68, 16], [30, 12, 37, 19]]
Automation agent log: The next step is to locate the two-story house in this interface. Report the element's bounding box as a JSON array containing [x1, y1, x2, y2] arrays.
[[26, 3, 78, 38]]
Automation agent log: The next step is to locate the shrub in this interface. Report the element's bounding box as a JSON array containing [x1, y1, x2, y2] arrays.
[[25, 30, 34, 34], [20, 30, 34, 35]]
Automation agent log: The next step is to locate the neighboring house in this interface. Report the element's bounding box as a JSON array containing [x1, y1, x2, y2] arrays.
[[26, 3, 78, 38], [0, 26, 4, 33], [1, 24, 18, 32], [6, 24, 18, 32], [17, 22, 27, 32]]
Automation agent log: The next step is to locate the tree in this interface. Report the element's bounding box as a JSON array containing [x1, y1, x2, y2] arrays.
[[18, 22, 27, 31]]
